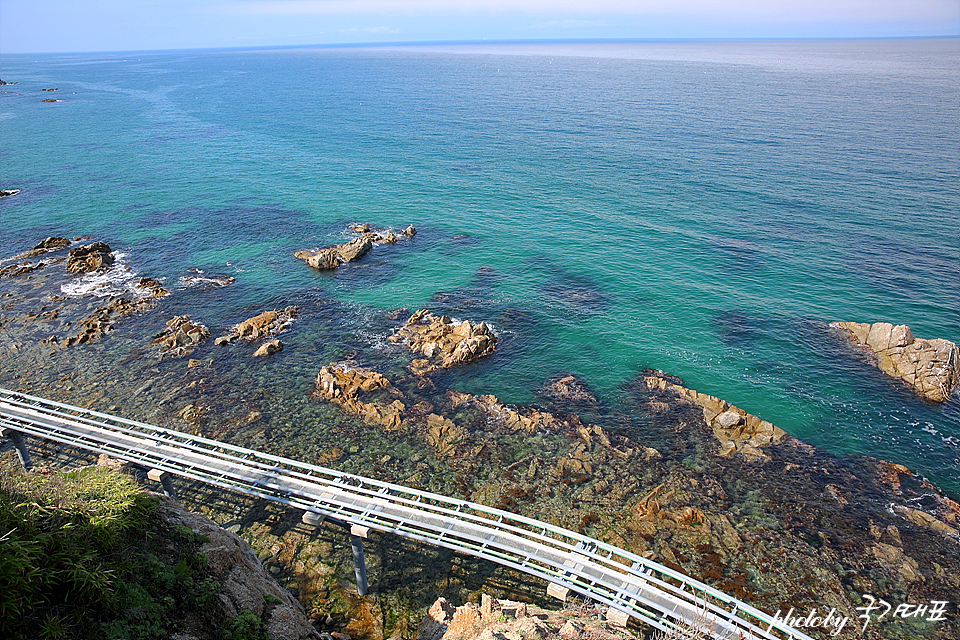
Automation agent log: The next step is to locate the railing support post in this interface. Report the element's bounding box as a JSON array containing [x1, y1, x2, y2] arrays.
[[349, 524, 369, 596], [148, 469, 178, 499], [1, 428, 32, 470]]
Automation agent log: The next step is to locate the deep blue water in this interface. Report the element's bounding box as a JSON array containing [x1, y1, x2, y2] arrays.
[[1, 38, 958, 496]]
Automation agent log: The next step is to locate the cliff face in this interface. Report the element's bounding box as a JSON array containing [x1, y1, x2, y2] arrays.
[[156, 495, 320, 640]]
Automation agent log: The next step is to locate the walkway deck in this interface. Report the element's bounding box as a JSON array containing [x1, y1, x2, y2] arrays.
[[0, 387, 812, 640]]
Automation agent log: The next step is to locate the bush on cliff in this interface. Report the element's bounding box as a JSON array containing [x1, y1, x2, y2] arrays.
[[0, 457, 265, 640]]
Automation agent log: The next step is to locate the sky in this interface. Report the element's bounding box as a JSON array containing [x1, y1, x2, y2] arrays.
[[0, 0, 958, 54]]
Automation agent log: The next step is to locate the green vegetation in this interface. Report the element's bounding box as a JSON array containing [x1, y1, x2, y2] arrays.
[[0, 459, 265, 640]]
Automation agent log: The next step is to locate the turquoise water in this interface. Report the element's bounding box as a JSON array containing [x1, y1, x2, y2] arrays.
[[2, 39, 959, 496]]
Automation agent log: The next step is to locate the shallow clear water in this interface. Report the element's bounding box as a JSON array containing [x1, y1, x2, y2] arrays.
[[2, 38, 958, 496]]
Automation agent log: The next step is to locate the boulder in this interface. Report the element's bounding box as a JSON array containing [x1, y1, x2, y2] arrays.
[[296, 247, 341, 270], [336, 237, 372, 263], [12, 236, 70, 259], [253, 339, 283, 357], [832, 321, 960, 402], [66, 241, 114, 273]]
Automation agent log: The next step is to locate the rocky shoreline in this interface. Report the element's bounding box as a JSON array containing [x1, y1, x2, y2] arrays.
[[1, 230, 958, 639]]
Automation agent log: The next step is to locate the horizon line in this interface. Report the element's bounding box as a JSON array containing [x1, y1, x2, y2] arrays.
[[3, 34, 958, 57]]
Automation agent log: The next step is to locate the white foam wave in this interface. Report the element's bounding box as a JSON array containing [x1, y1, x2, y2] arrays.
[[60, 251, 153, 298]]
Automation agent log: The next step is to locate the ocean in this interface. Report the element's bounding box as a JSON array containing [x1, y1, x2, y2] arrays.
[[1, 38, 958, 498]]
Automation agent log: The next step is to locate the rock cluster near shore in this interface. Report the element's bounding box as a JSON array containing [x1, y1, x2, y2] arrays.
[[832, 321, 960, 402], [294, 224, 416, 271], [642, 371, 789, 462], [389, 310, 497, 374]]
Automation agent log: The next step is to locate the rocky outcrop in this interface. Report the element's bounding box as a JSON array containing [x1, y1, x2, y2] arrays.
[[642, 371, 789, 462], [540, 374, 598, 406], [66, 241, 114, 273], [135, 276, 171, 298], [315, 361, 406, 429], [149, 316, 211, 358], [157, 497, 320, 640], [832, 321, 960, 402], [0, 260, 52, 278], [294, 224, 416, 271], [13, 236, 71, 259], [388, 310, 497, 373], [216, 307, 299, 344]]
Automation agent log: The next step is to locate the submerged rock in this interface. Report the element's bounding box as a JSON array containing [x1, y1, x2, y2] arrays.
[[0, 260, 49, 278], [389, 310, 497, 373], [61, 297, 155, 347], [149, 315, 211, 358], [180, 270, 236, 289], [832, 321, 960, 402], [66, 241, 114, 274]]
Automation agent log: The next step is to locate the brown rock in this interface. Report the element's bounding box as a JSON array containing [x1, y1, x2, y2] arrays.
[[253, 339, 283, 357], [393, 310, 497, 373], [833, 321, 960, 402], [641, 371, 788, 460], [66, 241, 114, 273], [228, 307, 299, 341], [336, 237, 372, 262], [150, 315, 211, 358], [314, 362, 405, 429], [12, 236, 71, 259], [426, 413, 467, 456]]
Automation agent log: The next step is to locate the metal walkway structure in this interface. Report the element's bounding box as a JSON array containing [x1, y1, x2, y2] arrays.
[[0, 387, 812, 640]]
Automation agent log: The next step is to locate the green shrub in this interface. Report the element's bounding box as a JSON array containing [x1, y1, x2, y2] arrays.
[[0, 460, 249, 639]]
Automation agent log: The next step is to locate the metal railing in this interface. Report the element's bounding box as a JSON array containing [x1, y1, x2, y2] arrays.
[[0, 387, 812, 640]]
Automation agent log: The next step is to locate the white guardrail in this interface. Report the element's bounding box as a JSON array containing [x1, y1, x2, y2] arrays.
[[0, 387, 813, 640]]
